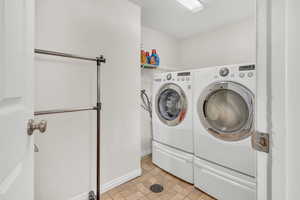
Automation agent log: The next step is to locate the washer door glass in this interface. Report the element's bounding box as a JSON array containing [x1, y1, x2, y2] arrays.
[[199, 82, 254, 141], [204, 89, 249, 133], [156, 83, 187, 126]]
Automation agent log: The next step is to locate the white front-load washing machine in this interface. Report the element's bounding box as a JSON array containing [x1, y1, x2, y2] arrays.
[[193, 64, 257, 200], [152, 71, 193, 183]]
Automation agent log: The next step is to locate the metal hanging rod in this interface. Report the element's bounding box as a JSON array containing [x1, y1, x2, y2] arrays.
[[35, 48, 106, 63], [34, 107, 98, 116], [34, 48, 105, 200]]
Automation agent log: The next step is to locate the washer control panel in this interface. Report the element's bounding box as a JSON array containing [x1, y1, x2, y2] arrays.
[[163, 72, 191, 82], [155, 72, 191, 82]]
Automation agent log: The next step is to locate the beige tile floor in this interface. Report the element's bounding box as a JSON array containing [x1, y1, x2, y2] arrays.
[[101, 155, 216, 200]]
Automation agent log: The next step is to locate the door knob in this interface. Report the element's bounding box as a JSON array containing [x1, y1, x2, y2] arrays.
[[27, 119, 47, 136]]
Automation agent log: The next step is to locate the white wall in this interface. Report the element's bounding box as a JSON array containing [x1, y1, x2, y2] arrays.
[[140, 27, 179, 156], [140, 68, 154, 157], [179, 18, 256, 69], [35, 0, 141, 199], [142, 26, 179, 68]]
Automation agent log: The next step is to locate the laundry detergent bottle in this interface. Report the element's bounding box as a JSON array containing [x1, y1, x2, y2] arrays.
[[146, 51, 151, 64], [150, 49, 160, 66], [141, 50, 147, 64]]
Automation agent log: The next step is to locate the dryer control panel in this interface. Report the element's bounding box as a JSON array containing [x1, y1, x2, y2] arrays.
[[238, 65, 255, 79], [216, 64, 256, 80]]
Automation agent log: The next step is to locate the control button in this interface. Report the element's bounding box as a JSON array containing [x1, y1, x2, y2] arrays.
[[181, 78, 185, 81], [219, 67, 230, 77], [248, 72, 254, 78], [239, 73, 245, 78], [230, 74, 235, 78], [177, 78, 180, 81], [186, 77, 190, 81], [166, 73, 172, 80]]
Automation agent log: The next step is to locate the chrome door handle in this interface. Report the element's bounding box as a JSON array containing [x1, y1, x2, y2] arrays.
[[27, 119, 47, 136]]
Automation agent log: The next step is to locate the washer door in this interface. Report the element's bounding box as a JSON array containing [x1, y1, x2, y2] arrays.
[[198, 81, 254, 141], [156, 83, 187, 126]]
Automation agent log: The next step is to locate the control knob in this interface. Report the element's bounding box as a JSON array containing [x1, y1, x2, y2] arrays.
[[219, 67, 230, 77]]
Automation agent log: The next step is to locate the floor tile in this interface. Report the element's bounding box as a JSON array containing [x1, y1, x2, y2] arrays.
[[105, 155, 214, 200]]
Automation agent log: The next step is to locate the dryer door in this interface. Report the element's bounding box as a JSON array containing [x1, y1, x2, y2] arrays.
[[155, 83, 187, 126], [198, 81, 254, 141]]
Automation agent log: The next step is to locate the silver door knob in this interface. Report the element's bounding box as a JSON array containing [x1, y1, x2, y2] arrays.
[[27, 119, 47, 136]]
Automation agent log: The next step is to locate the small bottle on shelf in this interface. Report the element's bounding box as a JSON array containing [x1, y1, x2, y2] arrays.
[[141, 50, 147, 64], [146, 51, 151, 64], [150, 49, 160, 66]]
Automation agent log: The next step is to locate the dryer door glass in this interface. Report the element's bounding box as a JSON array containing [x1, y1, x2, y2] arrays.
[[156, 83, 187, 126], [204, 89, 249, 133], [198, 81, 254, 141]]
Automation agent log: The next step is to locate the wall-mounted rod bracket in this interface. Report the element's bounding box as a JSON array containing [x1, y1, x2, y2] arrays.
[[96, 55, 106, 65]]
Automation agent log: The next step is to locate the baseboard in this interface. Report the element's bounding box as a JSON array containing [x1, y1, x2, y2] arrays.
[[68, 168, 141, 200], [100, 168, 142, 193], [141, 148, 152, 157]]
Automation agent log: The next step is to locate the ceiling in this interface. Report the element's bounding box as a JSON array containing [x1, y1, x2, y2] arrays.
[[130, 0, 255, 39]]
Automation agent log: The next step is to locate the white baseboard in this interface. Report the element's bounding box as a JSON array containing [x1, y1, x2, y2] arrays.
[[141, 148, 152, 157], [68, 168, 141, 200], [100, 168, 141, 193]]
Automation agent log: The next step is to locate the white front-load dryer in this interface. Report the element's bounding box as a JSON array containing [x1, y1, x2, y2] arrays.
[[193, 64, 257, 200], [152, 71, 193, 183]]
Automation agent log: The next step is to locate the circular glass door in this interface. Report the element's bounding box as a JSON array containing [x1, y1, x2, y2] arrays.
[[198, 81, 254, 141], [155, 83, 187, 126]]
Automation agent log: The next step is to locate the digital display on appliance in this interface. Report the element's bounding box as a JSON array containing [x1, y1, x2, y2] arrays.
[[239, 65, 255, 71], [177, 72, 191, 76]]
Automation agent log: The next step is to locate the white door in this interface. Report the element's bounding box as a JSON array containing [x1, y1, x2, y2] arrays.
[[256, 0, 270, 200], [0, 0, 35, 200]]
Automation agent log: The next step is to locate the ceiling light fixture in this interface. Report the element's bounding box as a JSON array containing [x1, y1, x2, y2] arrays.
[[176, 0, 204, 13]]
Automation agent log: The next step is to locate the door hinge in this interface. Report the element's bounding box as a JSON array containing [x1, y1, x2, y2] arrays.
[[252, 132, 270, 153]]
